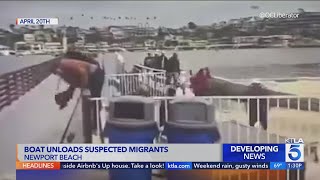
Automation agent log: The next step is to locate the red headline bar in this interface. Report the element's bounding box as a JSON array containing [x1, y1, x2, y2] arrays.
[[16, 162, 60, 170]]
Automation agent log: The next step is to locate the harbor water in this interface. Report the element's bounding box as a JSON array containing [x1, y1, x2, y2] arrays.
[[96, 48, 320, 79], [1, 48, 320, 78]]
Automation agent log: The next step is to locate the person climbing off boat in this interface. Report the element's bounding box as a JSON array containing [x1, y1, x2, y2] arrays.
[[143, 52, 153, 67], [51, 51, 105, 131], [247, 80, 268, 130]]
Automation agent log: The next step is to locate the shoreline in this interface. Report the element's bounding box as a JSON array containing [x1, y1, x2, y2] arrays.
[[112, 46, 320, 53]]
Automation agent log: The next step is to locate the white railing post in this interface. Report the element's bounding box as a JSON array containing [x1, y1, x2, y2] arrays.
[[165, 99, 168, 122], [266, 98, 270, 143], [105, 69, 166, 97], [246, 98, 250, 143]]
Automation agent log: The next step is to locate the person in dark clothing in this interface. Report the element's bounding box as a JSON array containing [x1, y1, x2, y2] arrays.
[[143, 53, 153, 67], [248, 82, 268, 130], [165, 53, 180, 85], [160, 51, 168, 70], [166, 53, 180, 73], [152, 53, 162, 69]]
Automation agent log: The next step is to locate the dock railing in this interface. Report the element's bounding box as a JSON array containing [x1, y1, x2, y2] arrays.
[[105, 64, 166, 97], [156, 95, 319, 180], [92, 94, 317, 157], [153, 95, 320, 144], [90, 95, 320, 180]]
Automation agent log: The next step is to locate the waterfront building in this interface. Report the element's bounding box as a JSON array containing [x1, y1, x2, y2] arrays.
[[108, 25, 158, 40], [43, 42, 64, 54], [264, 10, 320, 35], [14, 41, 44, 55], [228, 19, 242, 28], [95, 27, 113, 41]]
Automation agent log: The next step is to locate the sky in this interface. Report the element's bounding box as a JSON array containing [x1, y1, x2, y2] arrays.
[[1, 1, 320, 29]]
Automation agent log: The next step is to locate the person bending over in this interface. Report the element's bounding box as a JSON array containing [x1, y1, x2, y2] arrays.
[[51, 57, 105, 130]]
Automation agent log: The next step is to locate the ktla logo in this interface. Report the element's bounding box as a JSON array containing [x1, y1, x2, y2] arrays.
[[285, 144, 304, 162]]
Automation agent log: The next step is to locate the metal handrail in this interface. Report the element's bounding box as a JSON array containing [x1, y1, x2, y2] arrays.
[[90, 94, 318, 180], [91, 95, 320, 101], [134, 64, 166, 73], [106, 72, 166, 77], [105, 65, 167, 97]]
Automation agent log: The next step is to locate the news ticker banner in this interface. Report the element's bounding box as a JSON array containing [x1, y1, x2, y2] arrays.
[[16, 142, 304, 170], [16, 162, 304, 170]]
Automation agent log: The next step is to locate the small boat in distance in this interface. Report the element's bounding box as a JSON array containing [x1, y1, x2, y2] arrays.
[[16, 50, 32, 57], [0, 45, 15, 56], [107, 47, 127, 53]]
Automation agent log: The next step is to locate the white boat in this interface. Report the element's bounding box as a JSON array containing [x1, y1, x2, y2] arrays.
[[14, 41, 43, 56], [0, 45, 14, 56], [16, 50, 32, 57], [82, 43, 111, 53], [107, 47, 127, 52]]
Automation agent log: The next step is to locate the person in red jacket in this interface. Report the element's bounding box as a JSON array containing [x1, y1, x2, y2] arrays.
[[190, 68, 210, 96]]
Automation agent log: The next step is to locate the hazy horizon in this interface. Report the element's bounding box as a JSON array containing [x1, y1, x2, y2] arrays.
[[1, 1, 320, 29]]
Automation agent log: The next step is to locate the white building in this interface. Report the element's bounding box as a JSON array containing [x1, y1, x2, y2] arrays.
[[228, 19, 243, 28], [43, 42, 64, 54], [233, 36, 261, 44], [109, 26, 158, 39], [23, 34, 35, 43]]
